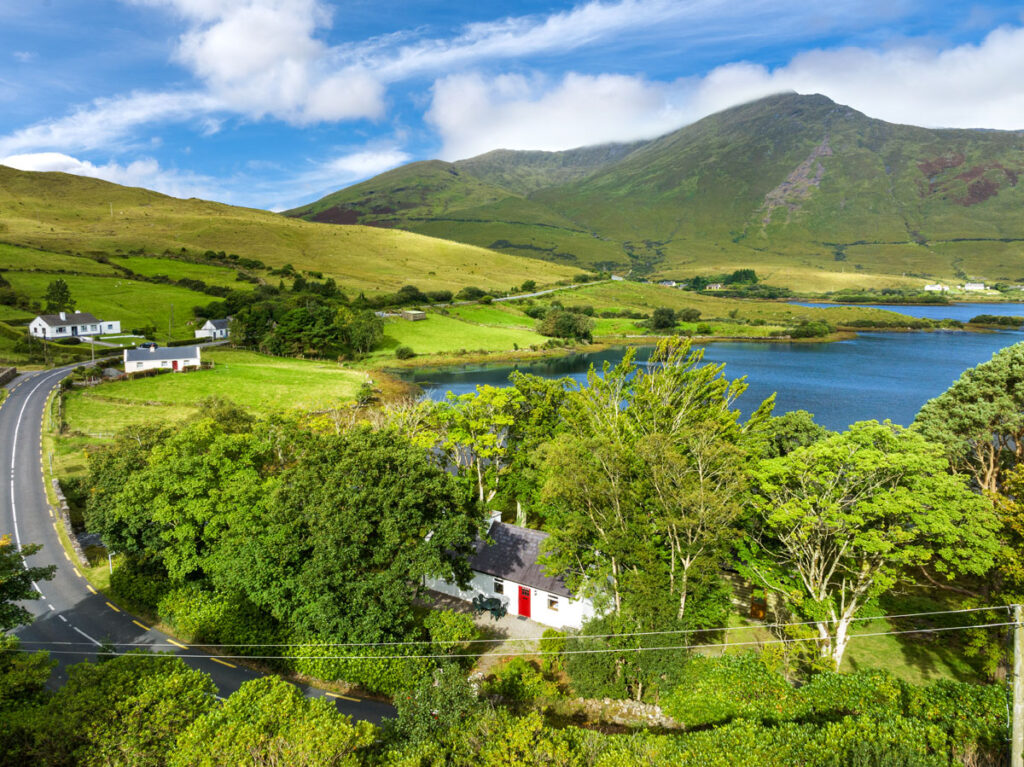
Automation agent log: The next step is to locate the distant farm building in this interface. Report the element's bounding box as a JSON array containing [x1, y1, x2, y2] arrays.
[[124, 345, 201, 373], [705, 283, 725, 291], [30, 312, 120, 340], [961, 282, 987, 291], [401, 309, 427, 321], [424, 513, 597, 630], [658, 280, 678, 287], [194, 318, 231, 340], [923, 284, 949, 292]]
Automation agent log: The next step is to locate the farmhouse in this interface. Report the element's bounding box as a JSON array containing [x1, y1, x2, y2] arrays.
[[29, 312, 121, 340], [424, 513, 597, 630], [124, 345, 201, 373], [401, 309, 427, 321], [194, 318, 230, 340], [962, 282, 987, 291], [923, 284, 949, 292]]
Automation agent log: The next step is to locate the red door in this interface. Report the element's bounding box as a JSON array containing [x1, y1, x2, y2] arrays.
[[518, 586, 531, 618], [172, 360, 179, 371]]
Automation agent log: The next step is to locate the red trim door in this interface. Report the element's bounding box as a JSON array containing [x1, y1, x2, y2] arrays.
[[518, 586, 531, 618], [172, 360, 179, 371]]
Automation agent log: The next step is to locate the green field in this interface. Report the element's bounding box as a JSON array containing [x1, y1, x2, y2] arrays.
[[110, 255, 256, 290], [0, 165, 581, 295], [2, 271, 214, 340], [65, 349, 367, 434], [0, 242, 118, 275], [373, 312, 548, 358]]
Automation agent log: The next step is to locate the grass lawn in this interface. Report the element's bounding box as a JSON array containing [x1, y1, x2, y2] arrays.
[[0, 305, 34, 322], [372, 313, 548, 358], [0, 242, 118, 275], [2, 271, 213, 340], [111, 255, 257, 290], [445, 303, 536, 328], [65, 349, 367, 433]]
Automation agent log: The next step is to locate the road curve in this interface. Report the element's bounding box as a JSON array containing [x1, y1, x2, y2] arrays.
[[1, 366, 394, 723]]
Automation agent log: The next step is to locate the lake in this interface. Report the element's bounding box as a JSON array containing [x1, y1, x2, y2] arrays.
[[399, 329, 1024, 431], [792, 301, 1024, 322]]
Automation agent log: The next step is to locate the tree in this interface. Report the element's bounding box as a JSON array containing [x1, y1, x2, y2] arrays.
[[537, 310, 593, 340], [339, 308, 384, 353], [43, 278, 74, 313], [914, 341, 1024, 493], [170, 676, 374, 767], [1, 536, 56, 631], [760, 410, 829, 458], [650, 307, 676, 329], [740, 421, 1000, 670], [394, 663, 483, 742]]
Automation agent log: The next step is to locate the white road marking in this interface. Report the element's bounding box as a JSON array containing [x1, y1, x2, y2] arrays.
[[72, 626, 101, 646]]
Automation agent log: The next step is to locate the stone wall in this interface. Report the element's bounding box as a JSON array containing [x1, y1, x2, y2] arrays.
[[0, 367, 16, 387], [559, 697, 680, 729], [52, 478, 87, 564]]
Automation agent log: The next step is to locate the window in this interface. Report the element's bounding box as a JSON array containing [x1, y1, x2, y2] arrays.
[[547, 595, 559, 611], [493, 578, 504, 595], [136, 362, 143, 369]]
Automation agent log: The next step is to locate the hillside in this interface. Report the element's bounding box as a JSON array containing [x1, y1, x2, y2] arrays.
[[0, 165, 581, 295], [287, 93, 1024, 291]]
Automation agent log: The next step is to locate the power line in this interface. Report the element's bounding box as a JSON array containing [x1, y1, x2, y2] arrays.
[[5, 621, 1016, 662], [13, 604, 1012, 650]]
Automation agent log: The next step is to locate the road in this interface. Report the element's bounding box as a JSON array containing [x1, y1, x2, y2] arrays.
[[1, 365, 394, 723]]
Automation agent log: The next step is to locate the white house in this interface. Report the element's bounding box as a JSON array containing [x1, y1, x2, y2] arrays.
[[424, 514, 597, 630], [29, 312, 121, 340], [923, 284, 949, 292], [194, 318, 230, 340], [123, 345, 201, 373], [962, 282, 987, 291]]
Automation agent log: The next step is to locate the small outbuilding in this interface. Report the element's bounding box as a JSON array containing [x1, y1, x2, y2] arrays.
[[29, 312, 121, 339], [194, 318, 231, 340], [124, 345, 201, 373], [401, 309, 427, 321], [423, 514, 597, 630]]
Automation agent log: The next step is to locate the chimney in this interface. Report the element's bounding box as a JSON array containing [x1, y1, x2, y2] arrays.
[[149, 345, 156, 353], [59, 311, 66, 321], [488, 509, 502, 528]]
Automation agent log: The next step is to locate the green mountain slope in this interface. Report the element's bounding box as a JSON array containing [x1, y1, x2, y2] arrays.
[[288, 93, 1024, 291], [0, 165, 580, 294]]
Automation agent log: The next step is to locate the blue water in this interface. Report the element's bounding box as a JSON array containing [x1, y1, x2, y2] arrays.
[[401, 330, 1024, 431], [791, 301, 1024, 322]]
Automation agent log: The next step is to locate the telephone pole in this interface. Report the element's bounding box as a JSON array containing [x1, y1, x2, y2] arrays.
[[1013, 603, 1022, 767]]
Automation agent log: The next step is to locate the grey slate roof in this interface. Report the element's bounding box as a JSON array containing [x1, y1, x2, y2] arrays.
[[469, 522, 572, 598], [36, 312, 100, 327], [206, 318, 230, 330], [124, 346, 201, 363]]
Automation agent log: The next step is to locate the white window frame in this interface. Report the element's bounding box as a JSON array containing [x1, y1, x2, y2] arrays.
[[493, 577, 504, 595], [547, 595, 559, 612]]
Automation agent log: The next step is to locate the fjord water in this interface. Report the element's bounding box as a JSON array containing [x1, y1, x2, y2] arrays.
[[792, 301, 1024, 321], [404, 328, 1024, 431]]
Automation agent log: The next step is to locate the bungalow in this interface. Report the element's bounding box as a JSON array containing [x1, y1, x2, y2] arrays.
[[962, 282, 987, 291], [29, 312, 121, 340], [704, 283, 725, 291], [923, 284, 949, 292], [401, 309, 427, 321], [194, 318, 231, 340], [124, 345, 201, 373], [423, 514, 597, 630]]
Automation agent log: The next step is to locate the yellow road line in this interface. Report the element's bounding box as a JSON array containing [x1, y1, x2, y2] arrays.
[[325, 692, 360, 702], [72, 567, 82, 578], [167, 639, 189, 650], [105, 601, 120, 613], [132, 620, 150, 631], [86, 585, 96, 594], [210, 657, 236, 668]]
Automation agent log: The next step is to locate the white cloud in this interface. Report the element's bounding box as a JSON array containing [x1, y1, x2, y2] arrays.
[[428, 24, 1024, 160], [0, 152, 222, 200], [12, 51, 35, 63], [0, 91, 219, 157]]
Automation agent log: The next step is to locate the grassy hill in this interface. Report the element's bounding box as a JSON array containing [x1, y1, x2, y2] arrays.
[[287, 93, 1024, 291], [0, 165, 581, 295]]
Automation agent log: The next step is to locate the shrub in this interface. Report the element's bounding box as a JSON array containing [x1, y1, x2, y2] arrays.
[[696, 323, 712, 335], [424, 610, 479, 655], [651, 307, 676, 329], [662, 653, 792, 726], [395, 346, 415, 360], [109, 555, 171, 612], [483, 657, 559, 710], [456, 286, 485, 301], [538, 310, 593, 340]]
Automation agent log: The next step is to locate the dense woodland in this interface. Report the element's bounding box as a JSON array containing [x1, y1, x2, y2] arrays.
[[3, 338, 1024, 765]]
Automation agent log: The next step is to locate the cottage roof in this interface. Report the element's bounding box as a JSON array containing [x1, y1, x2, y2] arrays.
[[124, 346, 201, 363], [35, 312, 100, 327], [469, 522, 572, 598], [205, 318, 230, 330]]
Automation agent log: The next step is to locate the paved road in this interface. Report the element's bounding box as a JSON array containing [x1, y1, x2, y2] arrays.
[[2, 366, 394, 723]]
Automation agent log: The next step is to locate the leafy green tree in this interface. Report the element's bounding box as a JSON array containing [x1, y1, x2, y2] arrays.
[[761, 410, 829, 458], [740, 421, 1000, 670], [537, 310, 593, 340], [170, 676, 374, 767], [1, 537, 56, 631], [340, 307, 384, 353], [650, 307, 676, 329], [394, 663, 483, 742], [914, 341, 1024, 493], [0, 636, 54, 714], [43, 278, 74, 313]]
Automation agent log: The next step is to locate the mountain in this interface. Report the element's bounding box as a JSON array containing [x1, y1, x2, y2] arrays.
[[287, 93, 1024, 290], [0, 165, 580, 294]]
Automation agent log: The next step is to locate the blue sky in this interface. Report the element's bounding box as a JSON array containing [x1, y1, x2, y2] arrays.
[[1, 1, 1022, 210]]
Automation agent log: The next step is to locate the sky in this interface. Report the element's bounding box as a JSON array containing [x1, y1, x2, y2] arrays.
[[1, 1, 1022, 211]]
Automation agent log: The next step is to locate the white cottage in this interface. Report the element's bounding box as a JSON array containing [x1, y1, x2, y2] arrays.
[[194, 318, 231, 340], [424, 515, 597, 630], [123, 345, 201, 373], [29, 312, 121, 339]]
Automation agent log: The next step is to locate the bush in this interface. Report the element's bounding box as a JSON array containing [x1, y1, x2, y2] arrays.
[[483, 657, 559, 709], [696, 323, 712, 335], [479, 295, 494, 304], [651, 307, 676, 329], [524, 306, 547, 320], [109, 555, 171, 612], [788, 320, 834, 338], [455, 286, 486, 301], [537, 310, 593, 340], [424, 610, 479, 655], [662, 653, 792, 726], [395, 346, 415, 360], [426, 290, 453, 303]]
